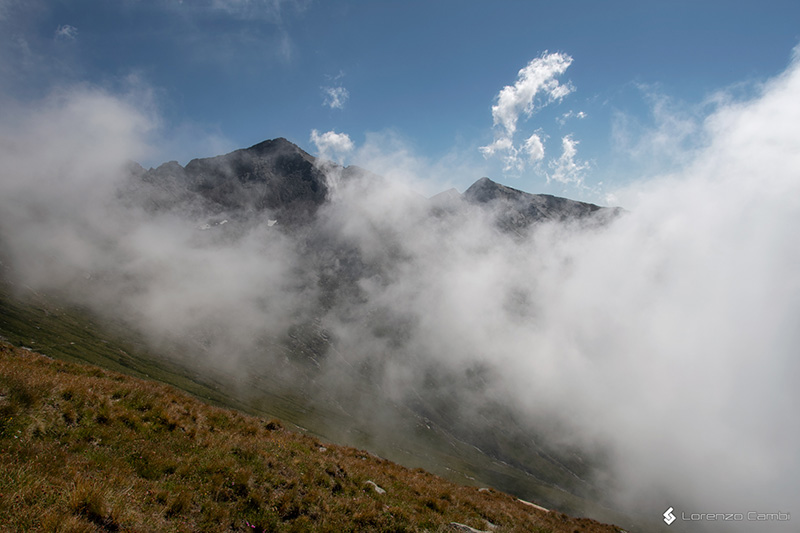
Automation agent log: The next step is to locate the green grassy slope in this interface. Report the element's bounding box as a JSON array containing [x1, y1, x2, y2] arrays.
[[0, 341, 626, 532]]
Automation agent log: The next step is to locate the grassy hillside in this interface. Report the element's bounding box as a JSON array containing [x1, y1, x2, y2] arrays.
[[0, 341, 624, 532]]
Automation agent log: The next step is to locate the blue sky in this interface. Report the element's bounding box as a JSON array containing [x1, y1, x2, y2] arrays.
[[2, 0, 800, 202]]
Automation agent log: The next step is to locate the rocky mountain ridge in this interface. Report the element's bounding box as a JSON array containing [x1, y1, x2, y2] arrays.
[[130, 137, 617, 231]]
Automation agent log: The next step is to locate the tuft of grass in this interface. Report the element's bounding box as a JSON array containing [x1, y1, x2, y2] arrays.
[[69, 479, 115, 529]]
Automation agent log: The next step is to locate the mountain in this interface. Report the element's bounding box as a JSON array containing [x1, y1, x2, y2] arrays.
[[127, 138, 329, 224], [0, 138, 638, 530], [463, 176, 615, 229], [129, 138, 618, 231]]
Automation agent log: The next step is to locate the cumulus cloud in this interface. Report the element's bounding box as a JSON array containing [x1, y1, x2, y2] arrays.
[[479, 137, 522, 172], [523, 133, 545, 163], [310, 128, 354, 163], [322, 85, 349, 109], [491, 52, 573, 136], [481, 132, 545, 173], [547, 135, 589, 186], [481, 52, 574, 175]]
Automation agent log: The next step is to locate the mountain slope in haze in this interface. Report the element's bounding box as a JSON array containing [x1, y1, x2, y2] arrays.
[[0, 271, 636, 531], [0, 341, 625, 532], [0, 138, 636, 529]]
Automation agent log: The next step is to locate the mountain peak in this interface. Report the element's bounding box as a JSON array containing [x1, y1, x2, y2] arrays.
[[245, 137, 311, 158], [138, 138, 328, 222], [463, 176, 524, 204], [462, 176, 611, 230]]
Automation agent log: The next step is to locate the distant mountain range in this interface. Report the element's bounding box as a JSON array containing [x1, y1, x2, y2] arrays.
[[128, 137, 618, 230]]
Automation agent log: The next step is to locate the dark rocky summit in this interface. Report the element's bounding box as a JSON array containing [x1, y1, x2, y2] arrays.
[[133, 138, 329, 224]]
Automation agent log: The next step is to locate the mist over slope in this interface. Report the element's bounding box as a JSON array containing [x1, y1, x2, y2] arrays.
[[1, 52, 800, 532]]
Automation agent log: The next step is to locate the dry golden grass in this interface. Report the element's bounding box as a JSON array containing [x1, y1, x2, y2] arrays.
[[0, 341, 623, 532]]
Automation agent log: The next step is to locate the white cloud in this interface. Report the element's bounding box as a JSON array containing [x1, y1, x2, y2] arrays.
[[547, 134, 589, 186], [481, 52, 574, 175], [523, 133, 544, 163], [54, 24, 78, 41], [491, 52, 573, 137], [310, 128, 354, 163], [479, 138, 524, 173], [481, 133, 545, 174], [478, 136, 512, 157], [557, 110, 587, 125], [322, 85, 349, 110], [611, 86, 704, 177]]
